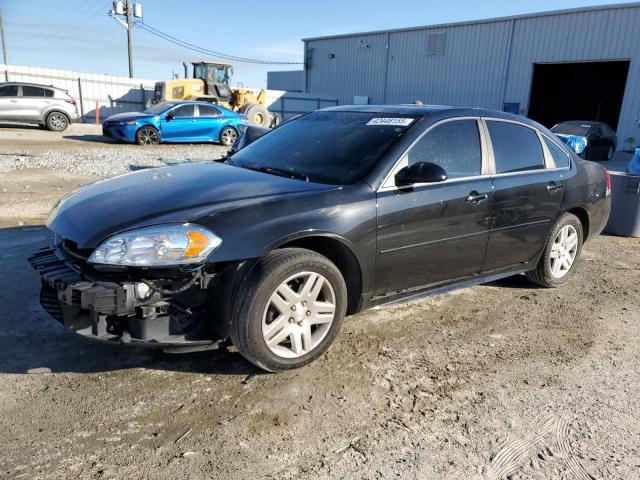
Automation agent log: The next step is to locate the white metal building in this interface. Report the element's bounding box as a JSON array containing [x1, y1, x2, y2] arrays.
[[293, 3, 640, 151]]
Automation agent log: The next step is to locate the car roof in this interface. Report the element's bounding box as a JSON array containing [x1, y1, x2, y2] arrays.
[[0, 81, 65, 91], [555, 120, 602, 127], [163, 100, 229, 108], [320, 104, 543, 128]]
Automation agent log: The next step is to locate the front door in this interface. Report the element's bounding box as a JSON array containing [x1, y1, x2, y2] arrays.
[[0, 84, 21, 121], [482, 120, 565, 272], [375, 118, 492, 296], [160, 104, 197, 141]]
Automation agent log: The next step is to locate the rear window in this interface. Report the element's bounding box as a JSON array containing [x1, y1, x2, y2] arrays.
[[231, 111, 416, 185], [543, 137, 570, 169], [198, 104, 222, 117], [487, 121, 545, 174], [22, 86, 46, 97], [551, 123, 591, 137]]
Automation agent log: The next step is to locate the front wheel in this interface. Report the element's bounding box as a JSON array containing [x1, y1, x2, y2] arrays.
[[230, 248, 347, 372], [219, 126, 238, 146], [525, 213, 583, 288], [136, 126, 160, 145]]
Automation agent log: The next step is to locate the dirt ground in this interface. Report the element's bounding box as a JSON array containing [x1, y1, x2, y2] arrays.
[[0, 126, 639, 479]]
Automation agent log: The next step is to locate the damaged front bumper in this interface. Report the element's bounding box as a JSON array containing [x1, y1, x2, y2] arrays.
[[28, 246, 224, 350]]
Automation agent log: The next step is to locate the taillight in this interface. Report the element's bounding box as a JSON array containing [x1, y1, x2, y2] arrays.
[[604, 168, 611, 197], [65, 99, 77, 106]]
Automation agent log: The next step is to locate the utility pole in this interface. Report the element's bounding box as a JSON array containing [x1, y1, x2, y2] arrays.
[[126, 0, 134, 78], [108, 1, 142, 78], [0, 7, 8, 81]]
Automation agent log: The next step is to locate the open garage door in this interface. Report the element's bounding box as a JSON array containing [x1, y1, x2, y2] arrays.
[[528, 60, 629, 131]]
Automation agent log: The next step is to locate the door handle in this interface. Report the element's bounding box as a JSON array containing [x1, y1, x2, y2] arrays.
[[547, 182, 563, 193], [9, 100, 17, 103], [465, 191, 489, 204]]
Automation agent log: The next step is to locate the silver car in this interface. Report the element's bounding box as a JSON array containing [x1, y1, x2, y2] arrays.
[[0, 82, 80, 131]]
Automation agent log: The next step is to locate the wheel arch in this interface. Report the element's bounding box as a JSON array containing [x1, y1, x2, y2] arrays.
[[271, 233, 364, 315], [136, 124, 161, 142], [45, 109, 70, 124], [567, 206, 590, 241]]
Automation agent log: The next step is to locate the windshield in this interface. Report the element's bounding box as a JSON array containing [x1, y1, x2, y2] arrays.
[[230, 111, 417, 185], [144, 102, 175, 115], [551, 123, 591, 137]]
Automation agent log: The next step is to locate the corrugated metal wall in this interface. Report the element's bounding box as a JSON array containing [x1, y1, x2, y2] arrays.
[[267, 70, 305, 92], [304, 4, 640, 149]]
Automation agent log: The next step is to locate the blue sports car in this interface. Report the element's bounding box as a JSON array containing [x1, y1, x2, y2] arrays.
[[102, 101, 249, 146]]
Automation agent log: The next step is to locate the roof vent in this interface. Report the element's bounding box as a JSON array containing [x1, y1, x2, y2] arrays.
[[427, 32, 447, 56]]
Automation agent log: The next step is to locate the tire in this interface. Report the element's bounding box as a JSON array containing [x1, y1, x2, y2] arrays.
[[229, 248, 348, 372], [605, 145, 615, 161], [135, 126, 160, 145], [525, 213, 583, 288], [45, 111, 69, 131], [219, 126, 238, 146], [242, 103, 271, 128]]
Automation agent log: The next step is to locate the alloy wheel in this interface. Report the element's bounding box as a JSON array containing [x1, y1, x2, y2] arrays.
[[261, 271, 336, 359], [221, 128, 237, 146], [49, 113, 67, 131], [138, 127, 159, 145], [549, 225, 579, 279]]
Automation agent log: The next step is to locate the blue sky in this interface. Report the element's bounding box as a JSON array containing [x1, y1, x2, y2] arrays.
[[3, 0, 633, 87]]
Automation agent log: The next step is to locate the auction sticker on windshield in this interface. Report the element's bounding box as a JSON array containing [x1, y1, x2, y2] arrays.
[[366, 118, 415, 126]]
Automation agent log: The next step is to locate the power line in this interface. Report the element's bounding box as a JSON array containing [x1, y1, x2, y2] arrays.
[[135, 21, 304, 65]]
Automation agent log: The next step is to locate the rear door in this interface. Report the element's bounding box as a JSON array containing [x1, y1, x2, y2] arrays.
[[0, 85, 20, 120], [160, 104, 197, 141], [195, 104, 224, 140], [375, 118, 493, 295], [481, 119, 565, 272]]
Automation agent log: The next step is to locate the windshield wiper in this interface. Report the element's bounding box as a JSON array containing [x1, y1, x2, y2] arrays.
[[244, 164, 309, 182]]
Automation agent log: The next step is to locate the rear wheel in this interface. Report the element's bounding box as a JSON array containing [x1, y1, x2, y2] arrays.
[[230, 248, 347, 372], [135, 126, 160, 145], [606, 145, 615, 161], [219, 126, 238, 146], [525, 213, 583, 288], [45, 112, 69, 131]]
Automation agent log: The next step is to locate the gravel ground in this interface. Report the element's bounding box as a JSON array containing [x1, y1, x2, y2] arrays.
[[0, 123, 229, 176], [1, 126, 639, 479]]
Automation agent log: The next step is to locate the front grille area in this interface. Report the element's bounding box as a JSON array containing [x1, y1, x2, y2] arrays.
[[39, 284, 64, 324], [60, 238, 93, 261], [28, 248, 83, 290]]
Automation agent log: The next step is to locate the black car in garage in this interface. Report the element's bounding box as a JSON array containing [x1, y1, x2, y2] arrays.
[[30, 105, 611, 372], [551, 120, 617, 161]]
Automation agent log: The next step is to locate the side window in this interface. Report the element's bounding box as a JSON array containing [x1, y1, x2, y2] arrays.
[[22, 86, 46, 97], [44, 89, 55, 98], [487, 121, 545, 174], [198, 105, 222, 117], [0, 85, 18, 97], [543, 137, 570, 169], [406, 119, 482, 179], [170, 105, 195, 118]]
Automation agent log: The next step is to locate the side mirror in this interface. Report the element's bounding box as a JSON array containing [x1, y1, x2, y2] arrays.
[[165, 113, 174, 121], [395, 161, 448, 186]]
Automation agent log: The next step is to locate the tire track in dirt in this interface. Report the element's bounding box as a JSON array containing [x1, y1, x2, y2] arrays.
[[484, 415, 595, 480]]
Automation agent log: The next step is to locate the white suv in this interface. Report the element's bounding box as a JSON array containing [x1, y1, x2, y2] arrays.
[[0, 82, 80, 131]]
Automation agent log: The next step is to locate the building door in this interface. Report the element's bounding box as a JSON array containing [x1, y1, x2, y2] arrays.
[[528, 61, 630, 132]]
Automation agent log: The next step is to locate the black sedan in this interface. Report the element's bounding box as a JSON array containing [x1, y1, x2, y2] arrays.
[[30, 106, 611, 372], [551, 120, 617, 161]]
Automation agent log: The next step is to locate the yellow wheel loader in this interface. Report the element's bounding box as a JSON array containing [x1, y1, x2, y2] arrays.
[[151, 61, 276, 127]]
